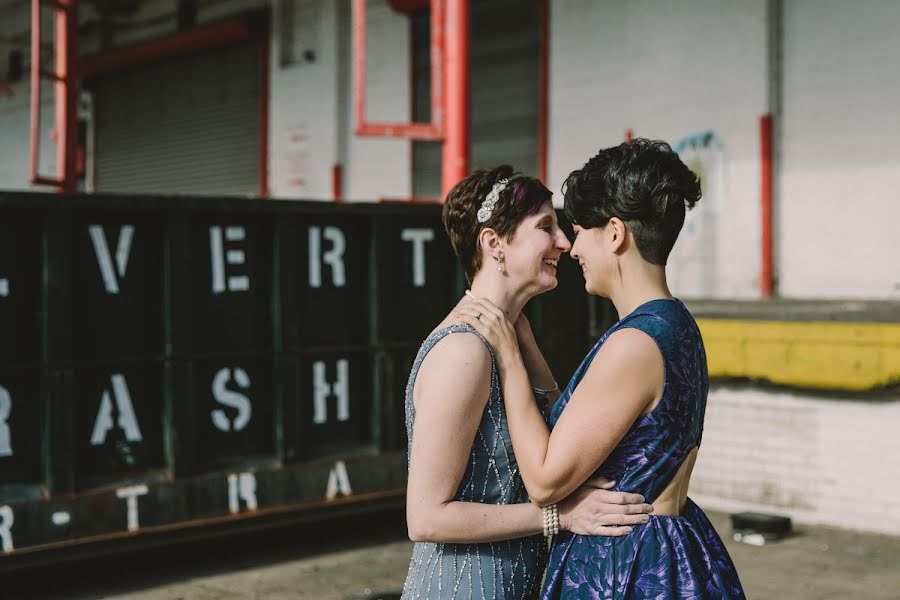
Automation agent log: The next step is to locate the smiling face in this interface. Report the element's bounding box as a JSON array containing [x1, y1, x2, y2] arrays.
[[570, 221, 620, 296], [501, 201, 572, 294]]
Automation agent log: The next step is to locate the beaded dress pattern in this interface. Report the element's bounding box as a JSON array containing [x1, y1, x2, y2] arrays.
[[401, 324, 547, 600]]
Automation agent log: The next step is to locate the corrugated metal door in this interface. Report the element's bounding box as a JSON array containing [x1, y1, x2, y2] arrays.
[[412, 0, 540, 198], [92, 43, 260, 196]]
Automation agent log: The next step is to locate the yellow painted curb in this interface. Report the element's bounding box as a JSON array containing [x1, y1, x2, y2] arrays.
[[696, 319, 900, 391]]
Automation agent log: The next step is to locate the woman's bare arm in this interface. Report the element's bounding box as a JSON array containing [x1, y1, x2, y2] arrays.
[[406, 331, 545, 542], [405, 330, 651, 542], [456, 300, 664, 507]]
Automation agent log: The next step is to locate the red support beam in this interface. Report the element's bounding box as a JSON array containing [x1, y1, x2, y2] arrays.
[[56, 0, 78, 193], [537, 0, 549, 184], [79, 17, 255, 78], [30, 0, 78, 192], [441, 0, 469, 197], [760, 114, 775, 298]]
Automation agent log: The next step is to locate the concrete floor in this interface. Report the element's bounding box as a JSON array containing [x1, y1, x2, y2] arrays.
[[6, 507, 900, 599]]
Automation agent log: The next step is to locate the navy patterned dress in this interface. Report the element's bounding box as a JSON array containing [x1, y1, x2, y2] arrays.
[[541, 299, 745, 599], [401, 324, 547, 600]]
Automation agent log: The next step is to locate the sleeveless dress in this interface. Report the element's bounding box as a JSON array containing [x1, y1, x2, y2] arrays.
[[541, 299, 745, 599], [401, 324, 547, 600]]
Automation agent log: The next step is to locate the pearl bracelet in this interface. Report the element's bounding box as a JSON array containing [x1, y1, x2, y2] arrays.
[[542, 504, 559, 537]]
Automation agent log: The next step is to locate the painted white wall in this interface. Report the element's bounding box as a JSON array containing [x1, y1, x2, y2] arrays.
[[0, 81, 56, 191], [269, 0, 411, 200], [340, 0, 412, 201], [548, 0, 767, 299], [693, 385, 900, 535], [778, 0, 900, 299], [268, 0, 341, 199]]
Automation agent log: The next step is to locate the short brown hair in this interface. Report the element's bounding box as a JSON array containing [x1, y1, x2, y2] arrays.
[[442, 165, 553, 284]]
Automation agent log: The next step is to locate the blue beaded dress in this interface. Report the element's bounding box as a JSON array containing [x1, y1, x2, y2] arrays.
[[401, 324, 547, 600], [541, 299, 745, 599]]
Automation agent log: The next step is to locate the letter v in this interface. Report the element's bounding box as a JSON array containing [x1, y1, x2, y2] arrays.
[[89, 225, 134, 294]]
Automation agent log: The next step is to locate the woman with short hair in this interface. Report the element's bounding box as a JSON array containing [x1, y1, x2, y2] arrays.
[[459, 140, 745, 599]]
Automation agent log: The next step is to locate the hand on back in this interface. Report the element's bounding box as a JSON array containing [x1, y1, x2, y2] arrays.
[[558, 477, 653, 537]]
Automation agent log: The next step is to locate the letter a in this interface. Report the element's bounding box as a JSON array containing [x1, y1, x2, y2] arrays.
[[325, 460, 352, 500], [91, 374, 143, 446]]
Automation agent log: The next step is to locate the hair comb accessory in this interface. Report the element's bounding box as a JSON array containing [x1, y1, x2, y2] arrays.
[[477, 178, 509, 223]]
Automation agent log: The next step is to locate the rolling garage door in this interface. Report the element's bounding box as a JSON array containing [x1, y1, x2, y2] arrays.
[[412, 0, 540, 198], [91, 43, 260, 196]]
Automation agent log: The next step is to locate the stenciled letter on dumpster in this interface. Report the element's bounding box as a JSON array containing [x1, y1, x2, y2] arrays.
[[91, 374, 143, 446], [313, 359, 349, 425], [210, 226, 250, 294], [308, 226, 346, 288], [0, 385, 11, 457], [89, 225, 134, 294], [0, 505, 13, 553], [117, 484, 148, 531], [228, 472, 258, 514], [401, 228, 434, 288], [211, 367, 253, 432]]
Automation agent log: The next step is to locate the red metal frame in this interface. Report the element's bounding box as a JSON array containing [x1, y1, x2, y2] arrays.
[[30, 0, 78, 192], [440, 0, 468, 196], [760, 114, 774, 298], [353, 0, 445, 141], [537, 0, 549, 184]]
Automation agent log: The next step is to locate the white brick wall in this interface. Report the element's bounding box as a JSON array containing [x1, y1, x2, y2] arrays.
[[692, 385, 900, 535], [548, 0, 767, 299], [778, 0, 900, 299]]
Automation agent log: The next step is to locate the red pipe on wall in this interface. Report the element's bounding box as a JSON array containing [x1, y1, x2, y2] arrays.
[[331, 164, 343, 202], [537, 0, 549, 184], [258, 8, 270, 198], [29, 0, 42, 185], [760, 114, 774, 298], [441, 0, 469, 197]]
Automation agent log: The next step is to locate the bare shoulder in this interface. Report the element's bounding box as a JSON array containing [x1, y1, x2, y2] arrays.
[[601, 327, 661, 358], [414, 329, 493, 410], [420, 329, 492, 377], [587, 328, 664, 382]]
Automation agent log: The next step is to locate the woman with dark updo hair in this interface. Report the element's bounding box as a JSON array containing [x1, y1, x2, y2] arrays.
[[401, 166, 653, 599], [459, 141, 745, 599]]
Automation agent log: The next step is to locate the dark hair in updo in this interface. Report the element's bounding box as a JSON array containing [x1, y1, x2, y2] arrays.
[[443, 165, 552, 284], [563, 138, 701, 265]]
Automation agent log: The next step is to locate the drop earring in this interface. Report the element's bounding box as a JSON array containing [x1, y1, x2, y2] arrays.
[[497, 253, 505, 273]]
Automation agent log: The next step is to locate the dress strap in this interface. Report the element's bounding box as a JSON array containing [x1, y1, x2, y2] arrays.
[[406, 324, 498, 418]]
